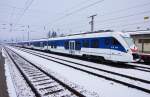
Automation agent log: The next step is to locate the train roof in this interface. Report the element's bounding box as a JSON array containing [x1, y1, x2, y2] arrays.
[[19, 30, 128, 43], [48, 31, 129, 41], [125, 30, 150, 35], [63, 30, 114, 37], [19, 30, 114, 42]]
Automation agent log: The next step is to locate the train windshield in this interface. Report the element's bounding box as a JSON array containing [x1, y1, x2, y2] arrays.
[[123, 37, 134, 46]]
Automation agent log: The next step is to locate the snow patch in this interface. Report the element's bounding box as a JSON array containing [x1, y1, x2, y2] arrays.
[[2, 48, 35, 97], [2, 49, 17, 97]]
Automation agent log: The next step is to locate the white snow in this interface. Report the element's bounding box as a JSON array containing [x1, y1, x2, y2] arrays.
[[5, 47, 98, 97], [18, 49, 150, 90], [2, 49, 17, 97], [2, 48, 35, 97], [127, 31, 150, 35], [8, 46, 150, 97], [128, 62, 150, 67], [19, 47, 150, 81]]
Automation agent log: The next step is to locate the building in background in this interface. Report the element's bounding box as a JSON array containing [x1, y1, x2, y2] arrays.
[[127, 30, 150, 53]]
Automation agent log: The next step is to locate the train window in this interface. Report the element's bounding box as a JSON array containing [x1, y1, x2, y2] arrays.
[[64, 41, 69, 49], [76, 41, 81, 47], [48, 42, 51, 46], [54, 42, 57, 48], [51, 43, 53, 48], [139, 39, 150, 43], [40, 42, 44, 47], [75, 41, 81, 50], [53, 42, 57, 48], [112, 38, 120, 45], [50, 42, 56, 48], [139, 39, 142, 43], [44, 41, 48, 46], [105, 39, 110, 45], [83, 40, 89, 47], [91, 39, 99, 48]]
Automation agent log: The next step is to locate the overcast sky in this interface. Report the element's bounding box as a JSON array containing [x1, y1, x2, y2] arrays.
[[0, 0, 150, 42]]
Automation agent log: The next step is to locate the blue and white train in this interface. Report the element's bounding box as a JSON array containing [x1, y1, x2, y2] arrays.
[[16, 31, 140, 63]]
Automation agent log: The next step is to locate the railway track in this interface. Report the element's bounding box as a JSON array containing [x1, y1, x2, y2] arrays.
[[4, 47, 91, 97], [13, 46, 150, 94], [127, 63, 150, 72], [17, 47, 150, 78], [20, 46, 150, 72]]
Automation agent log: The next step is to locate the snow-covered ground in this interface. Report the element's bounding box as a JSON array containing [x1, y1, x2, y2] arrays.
[[19, 47, 150, 82], [8, 46, 150, 97], [2, 48, 35, 97], [2, 50, 17, 97], [8, 50, 98, 97], [16, 48, 150, 91], [128, 62, 150, 69]]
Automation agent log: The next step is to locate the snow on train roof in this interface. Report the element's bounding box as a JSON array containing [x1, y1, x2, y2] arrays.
[[47, 31, 125, 41], [20, 31, 127, 42], [21, 38, 48, 42], [126, 30, 150, 35]]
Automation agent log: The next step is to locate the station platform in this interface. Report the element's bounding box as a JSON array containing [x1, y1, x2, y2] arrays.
[[139, 53, 150, 63], [0, 48, 9, 97]]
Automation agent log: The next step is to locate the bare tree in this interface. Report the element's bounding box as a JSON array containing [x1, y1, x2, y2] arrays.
[[47, 31, 51, 38]]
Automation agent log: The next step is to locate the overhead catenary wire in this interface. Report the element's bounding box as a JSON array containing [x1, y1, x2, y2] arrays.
[[59, 15, 150, 33], [62, 0, 94, 14], [46, 0, 104, 26], [58, 10, 150, 32], [97, 20, 150, 30], [14, 0, 34, 26], [50, 1, 150, 29], [99, 1, 150, 17], [1, 0, 150, 28], [0, 3, 56, 15], [95, 10, 150, 25], [1, 0, 150, 41], [3, 8, 149, 35], [1, 0, 96, 32], [4, 0, 150, 32], [72, 20, 150, 33]]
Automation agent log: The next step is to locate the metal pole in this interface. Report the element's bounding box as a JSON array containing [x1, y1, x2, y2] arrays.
[[44, 26, 46, 38], [27, 25, 30, 46], [88, 14, 97, 32], [142, 39, 144, 53]]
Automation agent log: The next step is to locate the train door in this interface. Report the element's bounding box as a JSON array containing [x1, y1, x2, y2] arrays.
[[40, 42, 44, 49], [46, 40, 49, 50], [69, 41, 75, 54]]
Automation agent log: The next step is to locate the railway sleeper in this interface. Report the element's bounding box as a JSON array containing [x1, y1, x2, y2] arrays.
[[43, 89, 63, 96], [32, 78, 50, 83], [29, 73, 43, 77], [32, 75, 47, 79], [36, 81, 55, 86]]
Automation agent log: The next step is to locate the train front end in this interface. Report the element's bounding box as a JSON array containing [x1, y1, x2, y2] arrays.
[[122, 33, 140, 62]]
